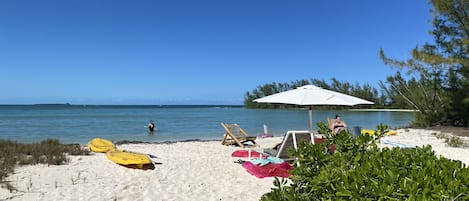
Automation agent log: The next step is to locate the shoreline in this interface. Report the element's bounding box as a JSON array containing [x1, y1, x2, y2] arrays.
[[114, 138, 219, 145], [2, 128, 469, 200], [348, 108, 418, 112]]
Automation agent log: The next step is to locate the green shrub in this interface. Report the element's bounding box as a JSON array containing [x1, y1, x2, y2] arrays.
[[446, 136, 464, 147], [433, 132, 445, 139], [432, 133, 465, 147], [261, 125, 469, 200], [374, 123, 389, 141], [0, 139, 90, 189], [316, 122, 332, 138]]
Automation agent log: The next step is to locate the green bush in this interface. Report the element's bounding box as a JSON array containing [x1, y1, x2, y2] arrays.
[[316, 121, 332, 138], [446, 136, 464, 148], [0, 139, 90, 189], [261, 126, 469, 200]]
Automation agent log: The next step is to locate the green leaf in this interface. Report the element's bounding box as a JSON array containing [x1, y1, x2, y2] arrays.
[[336, 190, 353, 197]]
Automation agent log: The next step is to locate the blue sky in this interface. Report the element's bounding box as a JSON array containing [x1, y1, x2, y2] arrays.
[[0, 0, 433, 105]]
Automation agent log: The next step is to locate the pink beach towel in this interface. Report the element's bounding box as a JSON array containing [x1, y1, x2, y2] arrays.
[[241, 161, 292, 178], [232, 150, 268, 158]]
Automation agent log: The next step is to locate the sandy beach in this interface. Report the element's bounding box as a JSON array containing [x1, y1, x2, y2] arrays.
[[379, 128, 469, 165], [1, 128, 468, 201]]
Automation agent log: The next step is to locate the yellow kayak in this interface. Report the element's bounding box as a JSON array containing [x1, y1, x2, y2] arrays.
[[88, 138, 115, 153], [106, 149, 152, 169], [361, 129, 398, 135]]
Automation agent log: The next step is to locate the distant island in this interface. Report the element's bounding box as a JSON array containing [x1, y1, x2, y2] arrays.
[[19, 104, 244, 109], [33, 103, 72, 106]]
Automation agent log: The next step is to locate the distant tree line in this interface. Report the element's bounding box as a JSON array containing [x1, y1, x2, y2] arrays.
[[246, 0, 468, 127], [243, 78, 391, 109]]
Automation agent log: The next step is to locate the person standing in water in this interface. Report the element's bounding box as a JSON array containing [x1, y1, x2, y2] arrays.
[[148, 120, 155, 132]]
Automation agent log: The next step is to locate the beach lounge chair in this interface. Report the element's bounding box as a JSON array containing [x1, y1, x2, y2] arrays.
[[328, 117, 348, 134], [221, 122, 257, 148], [264, 130, 318, 166]]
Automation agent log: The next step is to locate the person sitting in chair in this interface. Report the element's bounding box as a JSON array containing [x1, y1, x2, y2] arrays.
[[330, 115, 347, 134]]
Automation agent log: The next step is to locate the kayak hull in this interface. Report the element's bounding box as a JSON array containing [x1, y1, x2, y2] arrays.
[[106, 149, 152, 169], [361, 129, 398, 135], [88, 138, 115, 153]]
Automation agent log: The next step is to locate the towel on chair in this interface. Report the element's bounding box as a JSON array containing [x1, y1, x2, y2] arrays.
[[250, 156, 284, 166], [241, 161, 291, 178], [231, 150, 268, 158]]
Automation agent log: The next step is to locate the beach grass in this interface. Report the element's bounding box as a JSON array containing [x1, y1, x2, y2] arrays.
[[0, 139, 90, 191], [432, 132, 465, 147]]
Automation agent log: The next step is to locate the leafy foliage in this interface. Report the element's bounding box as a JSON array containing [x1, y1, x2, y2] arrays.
[[373, 123, 390, 141], [316, 122, 333, 138], [261, 125, 469, 200]]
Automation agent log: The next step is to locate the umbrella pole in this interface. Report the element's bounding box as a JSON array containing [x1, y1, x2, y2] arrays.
[[308, 106, 315, 144]]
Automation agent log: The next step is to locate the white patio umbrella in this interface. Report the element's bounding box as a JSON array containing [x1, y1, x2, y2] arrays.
[[253, 85, 374, 141]]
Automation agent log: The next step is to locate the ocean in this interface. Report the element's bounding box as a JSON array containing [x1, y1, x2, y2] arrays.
[[0, 105, 415, 145]]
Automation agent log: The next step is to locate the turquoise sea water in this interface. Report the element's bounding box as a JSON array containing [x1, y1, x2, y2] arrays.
[[0, 105, 415, 145]]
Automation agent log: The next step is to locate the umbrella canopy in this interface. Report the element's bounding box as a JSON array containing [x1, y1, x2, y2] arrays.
[[253, 85, 374, 141], [253, 85, 374, 106]]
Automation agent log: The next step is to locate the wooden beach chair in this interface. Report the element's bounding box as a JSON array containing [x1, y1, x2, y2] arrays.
[[221, 122, 257, 148]]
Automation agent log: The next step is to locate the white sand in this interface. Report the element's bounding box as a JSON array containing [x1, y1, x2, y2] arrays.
[[379, 128, 469, 165], [0, 137, 281, 201], [1, 129, 468, 201]]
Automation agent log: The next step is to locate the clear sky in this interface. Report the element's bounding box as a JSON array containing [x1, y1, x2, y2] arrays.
[[0, 0, 434, 105]]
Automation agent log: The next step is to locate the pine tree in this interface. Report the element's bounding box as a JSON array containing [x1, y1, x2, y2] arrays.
[[380, 0, 469, 126]]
